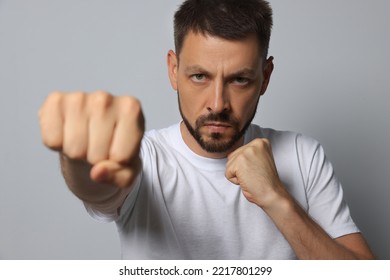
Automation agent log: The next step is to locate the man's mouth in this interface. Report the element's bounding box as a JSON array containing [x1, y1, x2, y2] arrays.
[[203, 122, 231, 133], [204, 122, 231, 127]]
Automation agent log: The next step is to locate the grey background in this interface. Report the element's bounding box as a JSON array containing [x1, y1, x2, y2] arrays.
[[0, 0, 388, 259]]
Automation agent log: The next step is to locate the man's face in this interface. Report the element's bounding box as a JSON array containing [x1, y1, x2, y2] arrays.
[[168, 31, 273, 158]]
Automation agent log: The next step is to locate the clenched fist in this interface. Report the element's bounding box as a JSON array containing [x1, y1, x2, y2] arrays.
[[225, 138, 289, 209], [39, 91, 145, 188]]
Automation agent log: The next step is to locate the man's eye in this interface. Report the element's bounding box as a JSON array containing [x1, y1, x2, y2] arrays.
[[191, 74, 206, 82], [232, 77, 250, 85]]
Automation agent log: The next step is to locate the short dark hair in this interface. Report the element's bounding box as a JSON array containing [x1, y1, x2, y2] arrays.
[[174, 0, 273, 58]]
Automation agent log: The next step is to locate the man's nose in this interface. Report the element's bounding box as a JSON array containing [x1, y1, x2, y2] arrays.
[[207, 81, 230, 114]]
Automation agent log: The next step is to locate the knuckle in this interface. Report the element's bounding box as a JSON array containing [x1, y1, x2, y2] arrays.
[[110, 144, 140, 165], [87, 153, 105, 166], [109, 150, 127, 164], [47, 91, 64, 103], [253, 138, 269, 148], [242, 144, 256, 156], [118, 96, 142, 118], [64, 147, 87, 161], [65, 92, 86, 109], [63, 136, 87, 160], [262, 138, 270, 145], [42, 135, 62, 150], [67, 91, 86, 106], [41, 92, 64, 114], [89, 91, 113, 110]]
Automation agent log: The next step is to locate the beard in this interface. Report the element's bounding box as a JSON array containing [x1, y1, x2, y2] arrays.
[[178, 93, 258, 154]]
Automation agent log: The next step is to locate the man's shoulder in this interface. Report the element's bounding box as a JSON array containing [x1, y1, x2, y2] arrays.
[[140, 123, 181, 153], [247, 124, 320, 153], [247, 124, 296, 139], [144, 123, 179, 142], [248, 124, 316, 141]]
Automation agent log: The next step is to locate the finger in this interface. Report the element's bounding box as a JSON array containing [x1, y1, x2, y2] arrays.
[[91, 159, 141, 188], [39, 92, 64, 151], [225, 161, 239, 185], [225, 146, 242, 185], [86, 92, 116, 164], [62, 93, 89, 160], [251, 138, 272, 153], [227, 143, 245, 162], [87, 114, 115, 164], [109, 97, 144, 164]]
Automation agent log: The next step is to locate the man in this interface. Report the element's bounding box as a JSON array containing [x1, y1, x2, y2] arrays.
[[39, 0, 374, 259]]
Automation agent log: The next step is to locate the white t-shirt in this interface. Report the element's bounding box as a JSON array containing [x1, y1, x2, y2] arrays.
[[86, 123, 359, 259]]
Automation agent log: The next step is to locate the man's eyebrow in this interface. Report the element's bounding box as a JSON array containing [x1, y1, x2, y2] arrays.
[[229, 68, 257, 78], [184, 65, 209, 74], [184, 65, 257, 78]]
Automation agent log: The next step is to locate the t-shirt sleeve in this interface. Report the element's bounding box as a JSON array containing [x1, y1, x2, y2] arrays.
[[297, 135, 360, 239]]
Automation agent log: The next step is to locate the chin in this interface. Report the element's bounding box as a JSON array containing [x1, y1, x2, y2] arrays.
[[199, 136, 239, 154]]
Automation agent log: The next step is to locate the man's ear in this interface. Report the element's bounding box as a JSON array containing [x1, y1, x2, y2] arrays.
[[260, 56, 274, 96], [167, 50, 178, 91]]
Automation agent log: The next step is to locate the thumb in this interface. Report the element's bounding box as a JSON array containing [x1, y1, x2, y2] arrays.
[[225, 166, 240, 185], [90, 159, 141, 188], [227, 176, 239, 185]]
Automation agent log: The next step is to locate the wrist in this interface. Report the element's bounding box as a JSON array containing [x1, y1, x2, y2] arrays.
[[257, 182, 296, 216]]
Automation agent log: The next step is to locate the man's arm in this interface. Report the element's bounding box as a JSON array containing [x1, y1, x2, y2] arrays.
[[39, 91, 144, 212], [226, 138, 375, 259], [264, 191, 374, 259]]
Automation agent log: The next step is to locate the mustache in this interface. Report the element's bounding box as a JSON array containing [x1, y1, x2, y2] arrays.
[[196, 112, 239, 126]]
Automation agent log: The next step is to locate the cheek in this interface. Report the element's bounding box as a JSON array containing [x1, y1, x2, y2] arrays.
[[178, 86, 207, 116], [178, 91, 202, 121], [233, 95, 260, 121]]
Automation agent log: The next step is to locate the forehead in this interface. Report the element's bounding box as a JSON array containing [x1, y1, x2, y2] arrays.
[[178, 31, 263, 70]]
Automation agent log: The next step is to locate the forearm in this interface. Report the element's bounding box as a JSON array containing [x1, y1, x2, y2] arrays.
[[264, 194, 358, 259], [60, 154, 129, 213], [262, 182, 375, 260]]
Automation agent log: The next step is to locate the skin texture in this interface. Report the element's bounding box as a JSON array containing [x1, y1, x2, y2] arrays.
[[39, 31, 375, 259]]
